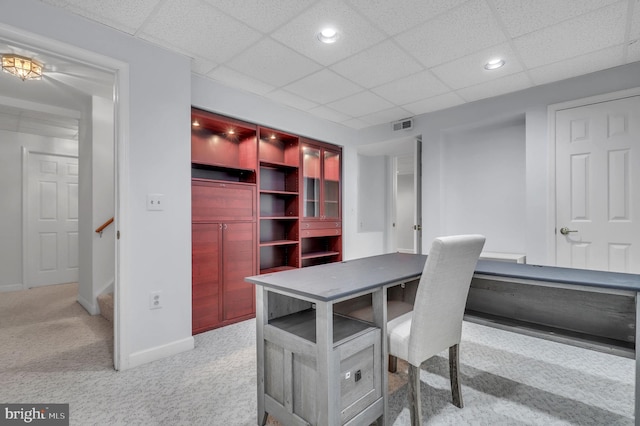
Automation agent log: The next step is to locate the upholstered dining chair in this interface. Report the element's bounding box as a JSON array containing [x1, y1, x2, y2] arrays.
[[391, 234, 485, 424], [350, 234, 485, 425]]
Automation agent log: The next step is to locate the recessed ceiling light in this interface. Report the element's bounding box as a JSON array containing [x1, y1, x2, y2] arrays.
[[484, 58, 505, 70], [192, 119, 200, 127], [317, 27, 339, 44]]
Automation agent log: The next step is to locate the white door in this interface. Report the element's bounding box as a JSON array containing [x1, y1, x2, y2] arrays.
[[555, 95, 640, 273], [27, 152, 79, 287]]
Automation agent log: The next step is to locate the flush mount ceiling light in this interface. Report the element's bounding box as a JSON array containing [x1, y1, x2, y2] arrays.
[[317, 27, 339, 44], [484, 58, 505, 70], [1, 54, 43, 80]]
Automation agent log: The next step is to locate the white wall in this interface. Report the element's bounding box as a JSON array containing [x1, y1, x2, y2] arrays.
[[77, 95, 115, 315], [0, 130, 78, 292], [2, 0, 193, 369], [441, 116, 526, 253], [359, 61, 640, 265]]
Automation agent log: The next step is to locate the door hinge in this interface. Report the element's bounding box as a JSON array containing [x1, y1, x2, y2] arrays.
[[413, 224, 422, 231], [117, 230, 120, 240]]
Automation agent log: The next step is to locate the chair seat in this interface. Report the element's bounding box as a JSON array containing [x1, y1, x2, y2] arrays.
[[388, 311, 413, 363]]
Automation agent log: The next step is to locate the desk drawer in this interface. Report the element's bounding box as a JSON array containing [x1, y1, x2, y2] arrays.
[[301, 228, 342, 238], [301, 221, 341, 230]]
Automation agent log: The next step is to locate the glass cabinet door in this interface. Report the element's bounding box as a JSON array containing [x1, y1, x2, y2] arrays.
[[323, 149, 340, 219], [302, 146, 321, 218]]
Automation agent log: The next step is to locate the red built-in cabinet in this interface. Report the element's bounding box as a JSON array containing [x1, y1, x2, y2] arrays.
[[191, 109, 257, 334], [191, 108, 342, 333], [300, 139, 342, 267]]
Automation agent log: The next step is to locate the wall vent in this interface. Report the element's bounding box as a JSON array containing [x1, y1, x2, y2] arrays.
[[392, 118, 413, 131]]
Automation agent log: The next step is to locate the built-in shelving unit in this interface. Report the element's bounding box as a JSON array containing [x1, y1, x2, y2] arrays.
[[300, 139, 343, 267], [190, 109, 258, 334], [258, 127, 301, 274], [190, 107, 343, 331]]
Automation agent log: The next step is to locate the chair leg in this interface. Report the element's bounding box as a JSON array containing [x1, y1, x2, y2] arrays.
[[388, 355, 398, 373], [408, 364, 422, 426], [449, 344, 463, 408]]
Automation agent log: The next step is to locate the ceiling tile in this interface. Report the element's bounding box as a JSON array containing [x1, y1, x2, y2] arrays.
[[513, 1, 628, 69], [191, 58, 217, 75], [431, 43, 524, 89], [282, 69, 363, 104], [402, 92, 465, 115], [330, 40, 423, 88], [347, 0, 467, 36], [340, 117, 371, 129], [456, 72, 532, 102], [529, 45, 625, 85], [491, 0, 620, 38], [371, 70, 449, 105], [394, 0, 507, 68], [63, 0, 161, 35], [327, 91, 394, 117], [270, 0, 386, 66], [308, 105, 352, 123], [139, 0, 262, 63], [206, 66, 275, 96], [264, 90, 319, 111], [357, 106, 414, 126], [226, 38, 322, 87], [202, 0, 317, 33]]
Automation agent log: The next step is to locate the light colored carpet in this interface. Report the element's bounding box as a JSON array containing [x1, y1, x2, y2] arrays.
[[0, 284, 634, 425], [0, 282, 113, 373]]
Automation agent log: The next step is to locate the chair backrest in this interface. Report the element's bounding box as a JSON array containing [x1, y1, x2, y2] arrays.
[[407, 234, 485, 365]]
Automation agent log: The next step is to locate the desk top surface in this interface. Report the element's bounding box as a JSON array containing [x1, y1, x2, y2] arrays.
[[475, 259, 640, 292], [246, 253, 640, 301], [245, 253, 425, 302]]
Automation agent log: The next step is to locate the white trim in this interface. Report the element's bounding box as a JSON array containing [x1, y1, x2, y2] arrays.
[[1, 23, 130, 371], [127, 337, 195, 370], [77, 292, 100, 315], [0, 284, 24, 293], [547, 87, 640, 267]]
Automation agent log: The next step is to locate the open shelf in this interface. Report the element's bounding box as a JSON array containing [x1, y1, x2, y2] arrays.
[[301, 250, 341, 260], [268, 309, 377, 346], [260, 240, 299, 247], [260, 265, 298, 274], [191, 162, 256, 183]]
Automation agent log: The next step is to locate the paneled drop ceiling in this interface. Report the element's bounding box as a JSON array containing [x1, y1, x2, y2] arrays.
[[19, 0, 640, 129]]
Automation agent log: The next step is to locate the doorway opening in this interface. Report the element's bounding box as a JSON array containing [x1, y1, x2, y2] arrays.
[[0, 27, 123, 369]]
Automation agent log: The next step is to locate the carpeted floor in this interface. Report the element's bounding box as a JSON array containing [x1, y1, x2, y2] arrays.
[[0, 284, 634, 425]]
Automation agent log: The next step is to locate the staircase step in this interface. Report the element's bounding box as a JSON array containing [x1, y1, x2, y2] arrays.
[[97, 292, 114, 323]]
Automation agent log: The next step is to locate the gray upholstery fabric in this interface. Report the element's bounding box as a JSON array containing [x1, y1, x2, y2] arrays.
[[388, 235, 485, 366]]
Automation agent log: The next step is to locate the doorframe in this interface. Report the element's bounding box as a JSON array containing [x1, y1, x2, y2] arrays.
[[546, 87, 640, 266], [22, 149, 79, 290], [385, 137, 423, 254], [0, 23, 130, 371]]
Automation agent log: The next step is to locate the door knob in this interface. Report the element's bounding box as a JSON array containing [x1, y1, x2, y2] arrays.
[[560, 227, 577, 235]]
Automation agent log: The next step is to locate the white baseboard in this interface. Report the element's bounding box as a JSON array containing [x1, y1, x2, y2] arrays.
[[0, 283, 24, 293], [77, 293, 100, 315], [126, 336, 195, 370]]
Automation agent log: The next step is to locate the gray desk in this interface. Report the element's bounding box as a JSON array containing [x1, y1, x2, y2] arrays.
[[246, 253, 425, 426], [247, 254, 640, 426]]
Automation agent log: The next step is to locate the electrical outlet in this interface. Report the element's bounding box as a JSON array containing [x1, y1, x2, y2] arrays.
[[355, 370, 362, 382], [149, 291, 162, 309], [147, 193, 164, 211]]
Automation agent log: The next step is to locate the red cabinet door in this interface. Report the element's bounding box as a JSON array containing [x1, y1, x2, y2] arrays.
[[222, 222, 256, 321], [192, 223, 222, 333], [192, 180, 256, 223]]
